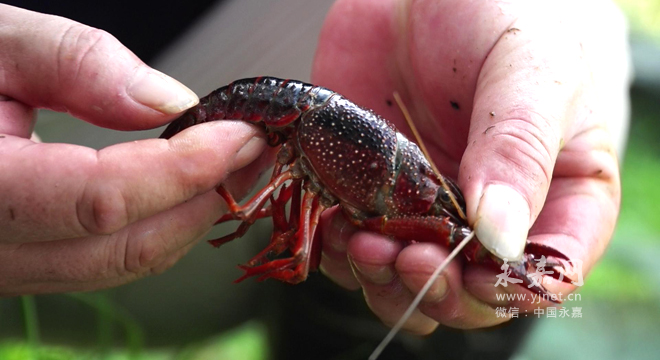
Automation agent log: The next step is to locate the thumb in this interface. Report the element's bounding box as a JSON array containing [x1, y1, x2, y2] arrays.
[[0, 4, 198, 130], [460, 15, 589, 261]]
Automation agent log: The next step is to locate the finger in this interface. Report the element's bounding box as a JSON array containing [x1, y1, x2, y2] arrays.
[[0, 121, 266, 243], [466, 142, 620, 310], [461, 13, 596, 261], [0, 145, 272, 296], [394, 243, 507, 329], [0, 96, 35, 138], [0, 187, 221, 295], [318, 207, 360, 290], [347, 232, 438, 334], [0, 4, 198, 130]]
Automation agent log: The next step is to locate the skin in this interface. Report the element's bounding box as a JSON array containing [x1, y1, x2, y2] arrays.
[[0, 0, 629, 336], [0, 4, 269, 296], [313, 0, 629, 333]]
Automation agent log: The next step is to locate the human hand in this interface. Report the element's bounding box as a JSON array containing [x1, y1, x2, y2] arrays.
[[0, 5, 267, 296], [313, 0, 629, 333]]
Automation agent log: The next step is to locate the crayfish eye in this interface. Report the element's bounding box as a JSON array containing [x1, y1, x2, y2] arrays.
[[434, 185, 467, 224], [434, 189, 454, 211], [439, 190, 451, 204]]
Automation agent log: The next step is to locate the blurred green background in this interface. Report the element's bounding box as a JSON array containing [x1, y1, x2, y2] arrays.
[[1, 0, 660, 359]]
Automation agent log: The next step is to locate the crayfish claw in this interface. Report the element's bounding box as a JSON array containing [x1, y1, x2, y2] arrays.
[[524, 241, 571, 261], [542, 263, 576, 285], [523, 242, 577, 286], [505, 246, 580, 304], [234, 257, 303, 284]]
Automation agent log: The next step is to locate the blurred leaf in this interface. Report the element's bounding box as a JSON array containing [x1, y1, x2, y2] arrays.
[[65, 292, 144, 359], [176, 322, 268, 360], [0, 322, 268, 360], [580, 258, 657, 301], [0, 342, 74, 360], [618, 145, 660, 237]]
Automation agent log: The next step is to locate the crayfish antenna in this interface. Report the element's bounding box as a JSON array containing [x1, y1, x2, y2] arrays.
[[393, 92, 467, 222]]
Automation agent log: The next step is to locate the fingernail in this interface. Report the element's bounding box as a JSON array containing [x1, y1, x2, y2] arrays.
[[349, 256, 395, 285], [427, 275, 449, 302], [127, 66, 199, 114], [474, 184, 529, 261], [415, 275, 449, 303], [324, 214, 357, 253], [231, 136, 267, 172]]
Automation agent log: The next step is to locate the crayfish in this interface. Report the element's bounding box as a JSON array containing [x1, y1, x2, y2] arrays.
[[160, 76, 572, 299]]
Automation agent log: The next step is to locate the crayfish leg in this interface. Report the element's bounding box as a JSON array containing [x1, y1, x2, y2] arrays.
[[214, 207, 272, 226], [216, 171, 292, 221], [235, 190, 326, 284], [358, 214, 461, 248], [243, 179, 303, 265], [209, 221, 253, 247], [245, 229, 297, 266], [208, 171, 293, 247]]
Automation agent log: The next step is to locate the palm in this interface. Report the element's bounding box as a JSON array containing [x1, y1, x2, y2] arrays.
[[310, 0, 541, 183], [311, 0, 624, 331]]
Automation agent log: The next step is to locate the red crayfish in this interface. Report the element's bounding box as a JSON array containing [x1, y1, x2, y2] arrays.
[[160, 76, 571, 299]]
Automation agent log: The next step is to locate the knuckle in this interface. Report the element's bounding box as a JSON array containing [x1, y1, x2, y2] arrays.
[[77, 181, 129, 235], [489, 115, 558, 189], [138, 236, 168, 271], [56, 24, 122, 85], [122, 229, 170, 276]]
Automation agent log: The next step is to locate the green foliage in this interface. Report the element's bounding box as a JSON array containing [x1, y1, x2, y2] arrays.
[[174, 322, 268, 360], [0, 342, 74, 360], [579, 85, 660, 302], [0, 322, 268, 360], [580, 257, 657, 302], [618, 145, 660, 237], [65, 293, 144, 359]]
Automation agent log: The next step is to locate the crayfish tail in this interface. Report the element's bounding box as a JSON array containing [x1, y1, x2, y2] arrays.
[[160, 103, 207, 139]]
